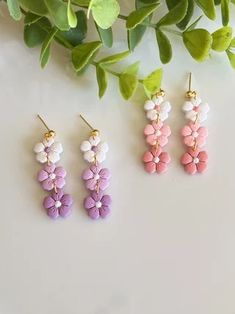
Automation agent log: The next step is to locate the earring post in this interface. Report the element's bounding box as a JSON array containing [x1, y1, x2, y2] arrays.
[[79, 114, 94, 131], [189, 72, 192, 91], [37, 114, 50, 131]]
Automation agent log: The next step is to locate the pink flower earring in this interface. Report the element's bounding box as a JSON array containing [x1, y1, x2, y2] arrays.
[[142, 89, 171, 174], [80, 115, 112, 220], [34, 115, 73, 219], [181, 73, 210, 175]]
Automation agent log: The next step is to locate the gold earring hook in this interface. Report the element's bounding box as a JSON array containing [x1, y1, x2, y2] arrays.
[[37, 114, 56, 139], [79, 114, 99, 137], [186, 72, 197, 99]]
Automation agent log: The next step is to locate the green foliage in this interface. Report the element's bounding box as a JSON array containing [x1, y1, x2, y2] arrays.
[[2, 0, 235, 101]]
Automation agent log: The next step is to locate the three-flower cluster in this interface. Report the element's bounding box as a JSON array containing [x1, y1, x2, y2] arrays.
[[142, 94, 172, 174], [81, 133, 111, 219], [34, 136, 73, 219]]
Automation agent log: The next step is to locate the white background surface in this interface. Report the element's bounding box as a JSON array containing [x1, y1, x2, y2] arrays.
[[0, 2, 235, 314]]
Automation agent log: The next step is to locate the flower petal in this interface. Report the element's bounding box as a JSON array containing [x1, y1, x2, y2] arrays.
[[100, 206, 110, 219], [198, 126, 208, 137], [160, 152, 170, 164], [161, 124, 171, 137], [55, 177, 66, 189], [159, 112, 168, 122], [160, 101, 171, 113], [144, 100, 155, 111], [144, 162, 156, 174], [144, 124, 155, 136], [44, 164, 56, 173], [47, 207, 59, 219], [87, 207, 100, 220], [86, 178, 97, 190], [182, 101, 193, 112], [51, 142, 63, 154], [191, 97, 201, 106], [152, 95, 163, 105], [181, 152, 193, 165], [200, 103, 210, 114], [182, 125, 192, 137], [84, 150, 95, 163], [196, 136, 206, 147], [99, 168, 111, 179], [59, 205, 72, 218], [101, 194, 112, 206], [34, 142, 44, 153], [42, 178, 54, 191], [98, 142, 109, 153], [54, 166, 66, 178], [43, 196, 55, 209], [158, 136, 168, 147], [95, 151, 106, 163], [197, 161, 207, 173], [146, 109, 158, 121], [184, 136, 195, 147], [37, 170, 49, 182], [197, 112, 207, 123], [143, 151, 153, 163], [184, 163, 197, 175], [91, 190, 103, 202], [198, 151, 208, 162], [89, 135, 100, 146], [80, 140, 91, 152], [84, 196, 95, 209], [82, 168, 94, 180], [156, 161, 168, 174], [186, 110, 197, 121], [48, 151, 60, 164], [36, 151, 47, 163], [61, 194, 73, 206], [99, 178, 109, 190], [146, 134, 157, 146], [43, 138, 54, 147]]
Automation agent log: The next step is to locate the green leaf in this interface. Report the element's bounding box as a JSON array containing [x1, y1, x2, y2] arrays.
[[212, 26, 233, 52], [221, 0, 230, 26], [156, 29, 172, 64], [229, 37, 235, 48], [126, 3, 160, 29], [72, 41, 102, 71], [67, 0, 77, 28], [24, 12, 42, 25], [19, 0, 48, 15], [95, 24, 113, 48], [72, 0, 90, 5], [98, 51, 130, 65], [194, 0, 216, 20], [186, 15, 203, 31], [124, 61, 140, 75], [214, 0, 221, 4], [24, 22, 48, 47], [142, 68, 163, 95], [57, 10, 87, 47], [44, 0, 70, 31], [96, 65, 108, 98], [166, 0, 194, 30], [40, 27, 58, 68], [157, 0, 188, 26], [119, 73, 138, 100], [226, 50, 235, 68], [89, 0, 120, 29], [183, 29, 212, 61], [128, 24, 147, 51], [135, 0, 159, 9], [7, 0, 22, 20]]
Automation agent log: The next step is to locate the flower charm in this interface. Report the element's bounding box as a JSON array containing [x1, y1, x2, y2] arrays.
[[144, 121, 171, 147], [37, 164, 66, 191], [182, 97, 210, 123], [144, 95, 171, 121], [82, 165, 111, 191], [181, 148, 208, 175], [84, 191, 112, 220], [181, 122, 208, 148], [143, 147, 171, 174], [34, 138, 63, 164], [80, 135, 109, 163], [43, 189, 73, 219]]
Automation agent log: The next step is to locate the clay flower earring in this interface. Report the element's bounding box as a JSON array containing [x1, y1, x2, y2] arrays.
[[34, 115, 73, 219], [142, 89, 171, 174], [80, 115, 111, 220], [181, 73, 209, 175]]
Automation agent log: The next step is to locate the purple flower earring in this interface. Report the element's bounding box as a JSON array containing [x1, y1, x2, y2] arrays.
[[34, 115, 73, 219], [80, 115, 112, 220]]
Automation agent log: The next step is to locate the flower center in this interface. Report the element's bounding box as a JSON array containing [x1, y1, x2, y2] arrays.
[[49, 173, 56, 180], [95, 201, 102, 209], [193, 106, 200, 113], [155, 130, 161, 137], [155, 105, 161, 112], [192, 131, 199, 138], [55, 201, 62, 208], [92, 146, 98, 153], [94, 174, 100, 180], [193, 157, 199, 164], [44, 147, 51, 153], [153, 157, 160, 164]]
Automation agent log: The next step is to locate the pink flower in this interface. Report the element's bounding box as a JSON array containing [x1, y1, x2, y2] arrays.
[[182, 122, 208, 148], [181, 148, 208, 175], [143, 147, 170, 174], [82, 165, 111, 191], [37, 164, 66, 191], [144, 121, 171, 147]]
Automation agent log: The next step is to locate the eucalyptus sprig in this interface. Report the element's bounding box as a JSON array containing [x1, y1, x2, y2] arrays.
[[3, 0, 235, 100]]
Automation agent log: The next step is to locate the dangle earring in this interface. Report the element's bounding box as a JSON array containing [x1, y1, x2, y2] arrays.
[[181, 73, 210, 174], [142, 89, 171, 174], [33, 115, 73, 219], [80, 115, 111, 220]]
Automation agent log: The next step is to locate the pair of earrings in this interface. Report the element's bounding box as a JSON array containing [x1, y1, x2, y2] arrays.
[[33, 115, 111, 220], [143, 73, 210, 175]]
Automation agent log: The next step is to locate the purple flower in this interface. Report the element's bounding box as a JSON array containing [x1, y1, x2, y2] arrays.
[[37, 164, 66, 191], [84, 190, 112, 220], [43, 189, 73, 219], [82, 165, 111, 191]]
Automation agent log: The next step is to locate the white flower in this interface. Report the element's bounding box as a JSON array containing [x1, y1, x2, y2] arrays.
[[80, 135, 109, 163], [182, 97, 210, 123], [34, 138, 63, 164], [144, 95, 171, 122]]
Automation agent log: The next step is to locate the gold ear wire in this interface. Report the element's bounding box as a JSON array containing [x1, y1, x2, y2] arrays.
[[37, 114, 56, 139], [156, 88, 165, 97], [186, 72, 197, 99], [79, 114, 99, 137]]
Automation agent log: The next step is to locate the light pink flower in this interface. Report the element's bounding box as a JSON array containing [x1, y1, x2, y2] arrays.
[[37, 164, 66, 191], [144, 121, 171, 147], [182, 122, 208, 148], [82, 164, 111, 191], [143, 147, 170, 174], [181, 148, 208, 175]]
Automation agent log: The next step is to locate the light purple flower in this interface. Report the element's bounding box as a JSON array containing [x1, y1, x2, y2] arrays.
[[84, 190, 112, 220], [82, 165, 110, 191], [37, 164, 66, 191], [43, 189, 73, 219]]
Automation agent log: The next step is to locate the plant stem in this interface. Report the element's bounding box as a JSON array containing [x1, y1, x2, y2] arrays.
[[161, 27, 182, 37]]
